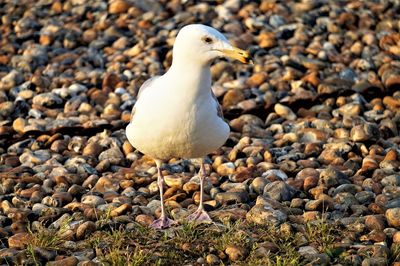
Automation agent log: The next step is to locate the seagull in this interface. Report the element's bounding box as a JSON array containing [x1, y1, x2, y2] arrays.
[[126, 24, 250, 229]]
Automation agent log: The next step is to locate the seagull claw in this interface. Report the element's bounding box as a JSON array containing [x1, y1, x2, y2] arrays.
[[150, 216, 176, 229], [187, 209, 212, 223]]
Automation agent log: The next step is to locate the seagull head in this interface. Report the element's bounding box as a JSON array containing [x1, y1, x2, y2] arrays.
[[172, 24, 251, 66]]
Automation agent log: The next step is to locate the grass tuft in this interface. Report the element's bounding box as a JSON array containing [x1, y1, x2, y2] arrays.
[[26, 217, 73, 264], [390, 243, 400, 265], [304, 218, 337, 253]]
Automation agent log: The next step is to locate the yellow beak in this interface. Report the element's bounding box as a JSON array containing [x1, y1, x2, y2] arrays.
[[220, 46, 251, 64]]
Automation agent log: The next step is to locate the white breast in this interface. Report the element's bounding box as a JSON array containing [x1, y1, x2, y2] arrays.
[[126, 76, 229, 160]]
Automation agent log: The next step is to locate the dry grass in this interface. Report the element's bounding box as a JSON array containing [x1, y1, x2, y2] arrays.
[[83, 217, 342, 265], [22, 213, 369, 265], [390, 243, 400, 265], [26, 217, 73, 265]]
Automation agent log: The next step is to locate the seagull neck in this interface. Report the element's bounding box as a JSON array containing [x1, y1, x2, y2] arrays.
[[168, 59, 211, 96]]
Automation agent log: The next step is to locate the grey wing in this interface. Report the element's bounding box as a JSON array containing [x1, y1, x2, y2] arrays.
[[130, 76, 161, 121], [137, 76, 161, 98], [211, 89, 224, 119]]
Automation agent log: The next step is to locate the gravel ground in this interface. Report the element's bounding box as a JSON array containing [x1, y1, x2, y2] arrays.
[[0, 0, 400, 265]]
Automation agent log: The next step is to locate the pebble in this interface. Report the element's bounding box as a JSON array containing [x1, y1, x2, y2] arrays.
[[76, 221, 96, 240], [365, 215, 385, 231], [206, 254, 220, 265], [32, 93, 63, 107], [34, 247, 57, 261], [350, 123, 380, 142], [225, 245, 248, 261], [0, 1, 399, 264], [164, 175, 184, 188], [386, 208, 400, 228], [298, 245, 318, 256], [135, 214, 154, 226], [81, 195, 105, 207], [47, 256, 79, 266], [8, 232, 30, 249], [215, 191, 249, 205], [109, 0, 131, 14], [250, 177, 269, 194], [0, 101, 14, 118], [274, 103, 297, 120], [216, 162, 236, 176], [93, 176, 120, 193], [263, 181, 296, 202], [110, 203, 132, 217], [246, 204, 287, 226], [98, 147, 124, 165]]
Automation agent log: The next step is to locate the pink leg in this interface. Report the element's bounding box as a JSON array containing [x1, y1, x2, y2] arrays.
[[150, 159, 175, 229], [187, 159, 212, 223]]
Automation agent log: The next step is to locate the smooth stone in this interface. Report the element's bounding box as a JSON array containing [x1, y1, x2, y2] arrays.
[[303, 175, 319, 191], [0, 70, 23, 90], [32, 92, 63, 107], [19, 150, 51, 166], [8, 232, 30, 249], [262, 169, 288, 181], [250, 176, 269, 194], [215, 191, 249, 205], [298, 245, 318, 256], [355, 191, 375, 204], [305, 199, 329, 211], [98, 147, 124, 165], [361, 257, 387, 266], [12, 117, 26, 134], [82, 175, 99, 189], [32, 203, 49, 215], [93, 176, 120, 193], [76, 221, 96, 240], [135, 214, 154, 226], [386, 208, 400, 228], [164, 175, 184, 188], [319, 167, 346, 188], [110, 203, 132, 217], [381, 175, 400, 186], [393, 231, 400, 243], [73, 249, 95, 262], [109, 0, 131, 14], [350, 123, 380, 142], [34, 247, 57, 261], [0, 101, 14, 118], [387, 198, 400, 209], [50, 213, 72, 230], [216, 162, 236, 176], [206, 254, 220, 265], [225, 245, 248, 262], [333, 184, 362, 195], [220, 182, 247, 192], [42, 196, 58, 207], [303, 211, 321, 222], [365, 215, 385, 231], [229, 114, 264, 132], [246, 204, 287, 226], [81, 195, 105, 207], [52, 192, 73, 206], [336, 103, 362, 117], [263, 181, 296, 202], [0, 248, 20, 264], [274, 103, 296, 120], [183, 181, 200, 194], [47, 256, 79, 266], [82, 142, 103, 158], [146, 200, 161, 214]]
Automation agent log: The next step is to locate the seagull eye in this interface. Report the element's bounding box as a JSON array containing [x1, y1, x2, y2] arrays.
[[203, 36, 213, 44]]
